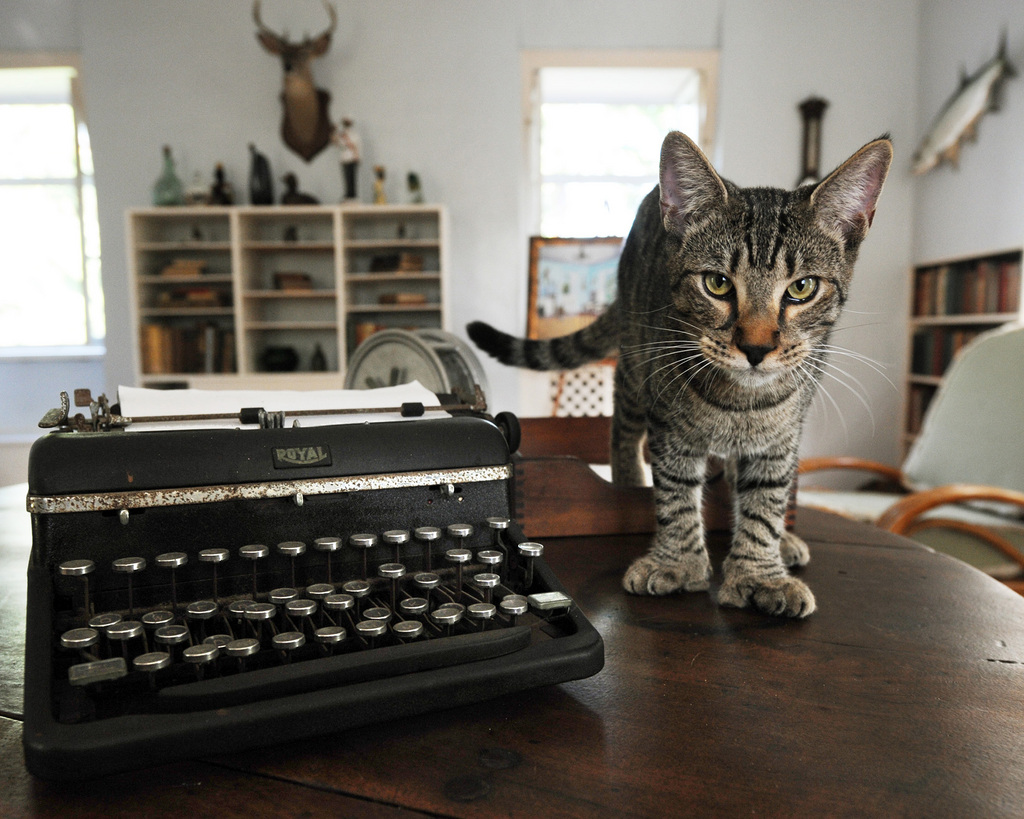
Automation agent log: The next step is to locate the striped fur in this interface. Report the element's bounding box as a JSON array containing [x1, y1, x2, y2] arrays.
[[469, 131, 891, 617]]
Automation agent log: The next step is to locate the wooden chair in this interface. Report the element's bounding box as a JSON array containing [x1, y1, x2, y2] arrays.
[[799, 323, 1024, 589]]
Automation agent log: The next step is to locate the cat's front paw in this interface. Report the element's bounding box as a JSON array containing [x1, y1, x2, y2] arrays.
[[622, 553, 711, 595], [717, 574, 816, 618], [779, 531, 810, 567]]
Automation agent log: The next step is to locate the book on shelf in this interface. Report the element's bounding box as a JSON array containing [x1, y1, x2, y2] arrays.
[[141, 322, 235, 375], [913, 254, 1021, 317]]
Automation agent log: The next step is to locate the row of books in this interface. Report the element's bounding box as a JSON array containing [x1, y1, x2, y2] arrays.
[[913, 255, 1022, 317], [141, 322, 236, 375], [910, 326, 992, 377]]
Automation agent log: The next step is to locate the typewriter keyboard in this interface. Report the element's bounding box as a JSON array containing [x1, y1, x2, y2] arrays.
[[49, 518, 572, 720]]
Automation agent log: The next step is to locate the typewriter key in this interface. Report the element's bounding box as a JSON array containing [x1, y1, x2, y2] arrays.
[[154, 624, 191, 662], [393, 620, 424, 642], [285, 598, 318, 634], [341, 579, 370, 616], [88, 612, 122, 657], [445, 548, 472, 600], [430, 605, 464, 637], [500, 595, 529, 627], [154, 552, 188, 618], [324, 593, 358, 633], [473, 572, 501, 604], [383, 529, 410, 563], [399, 596, 429, 620], [60, 628, 100, 663], [518, 542, 545, 589], [355, 620, 387, 648], [314, 625, 347, 654], [111, 556, 146, 619], [204, 634, 232, 650], [413, 526, 441, 571], [225, 637, 261, 671], [198, 548, 230, 602], [349, 534, 377, 579], [378, 562, 406, 611], [133, 651, 171, 689], [239, 544, 270, 599], [412, 572, 441, 605], [270, 587, 299, 606], [276, 541, 306, 588], [486, 517, 511, 578], [59, 559, 95, 620], [107, 619, 146, 661], [141, 610, 174, 630], [272, 630, 306, 662], [467, 602, 497, 630], [447, 523, 474, 551], [313, 536, 343, 584], [182, 642, 220, 679], [363, 606, 391, 623]]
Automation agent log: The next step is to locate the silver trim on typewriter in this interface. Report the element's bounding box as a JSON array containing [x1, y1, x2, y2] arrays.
[[27, 465, 514, 515]]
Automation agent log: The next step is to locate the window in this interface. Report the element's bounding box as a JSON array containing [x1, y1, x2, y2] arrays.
[[523, 51, 718, 238], [0, 59, 103, 352]]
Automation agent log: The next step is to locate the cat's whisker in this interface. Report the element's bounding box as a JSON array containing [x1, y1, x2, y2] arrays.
[[804, 357, 876, 435], [817, 344, 899, 393], [800, 362, 850, 441]]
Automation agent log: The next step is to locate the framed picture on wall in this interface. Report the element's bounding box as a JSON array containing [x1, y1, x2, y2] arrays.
[[526, 236, 623, 340]]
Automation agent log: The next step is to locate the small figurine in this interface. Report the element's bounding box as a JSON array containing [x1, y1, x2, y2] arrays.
[[209, 163, 234, 205], [248, 143, 274, 205], [407, 172, 424, 204], [152, 145, 184, 206], [331, 118, 361, 201], [373, 165, 387, 205], [280, 173, 319, 205]]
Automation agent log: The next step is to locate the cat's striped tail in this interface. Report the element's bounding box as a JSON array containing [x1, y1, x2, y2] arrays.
[[466, 305, 621, 371]]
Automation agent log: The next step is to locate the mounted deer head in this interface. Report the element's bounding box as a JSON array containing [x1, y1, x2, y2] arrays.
[[253, 0, 337, 162]]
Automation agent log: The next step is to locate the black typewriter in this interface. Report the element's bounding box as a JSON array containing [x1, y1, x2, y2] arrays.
[[23, 388, 604, 780]]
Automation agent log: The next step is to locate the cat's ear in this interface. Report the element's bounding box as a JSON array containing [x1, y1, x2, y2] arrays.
[[810, 137, 893, 247], [659, 131, 727, 236]]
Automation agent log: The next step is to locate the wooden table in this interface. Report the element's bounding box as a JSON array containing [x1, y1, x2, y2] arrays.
[[4, 483, 1024, 817]]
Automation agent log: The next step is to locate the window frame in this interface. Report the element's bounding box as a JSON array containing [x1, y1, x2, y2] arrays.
[[520, 49, 719, 238], [0, 51, 104, 360]]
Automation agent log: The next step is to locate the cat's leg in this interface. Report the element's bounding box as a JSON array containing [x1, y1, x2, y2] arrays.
[[610, 365, 648, 487], [717, 450, 816, 617], [622, 430, 711, 595]]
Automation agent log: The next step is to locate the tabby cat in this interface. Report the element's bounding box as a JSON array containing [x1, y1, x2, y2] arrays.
[[468, 131, 891, 617]]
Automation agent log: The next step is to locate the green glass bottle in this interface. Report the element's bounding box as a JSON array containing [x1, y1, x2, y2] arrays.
[[152, 145, 184, 206]]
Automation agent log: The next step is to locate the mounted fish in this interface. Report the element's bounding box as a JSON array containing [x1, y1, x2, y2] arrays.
[[253, 0, 337, 162], [912, 33, 1016, 174]]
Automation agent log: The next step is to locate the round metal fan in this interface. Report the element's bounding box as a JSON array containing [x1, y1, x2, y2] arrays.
[[344, 329, 490, 402]]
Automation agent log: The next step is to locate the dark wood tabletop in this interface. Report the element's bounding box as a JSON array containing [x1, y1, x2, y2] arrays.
[[4, 482, 1024, 817]]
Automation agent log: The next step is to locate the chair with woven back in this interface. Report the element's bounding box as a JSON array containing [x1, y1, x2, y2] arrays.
[[799, 323, 1024, 592]]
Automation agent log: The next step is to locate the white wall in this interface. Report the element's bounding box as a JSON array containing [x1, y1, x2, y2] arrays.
[[4, 0, 935, 483], [914, 0, 1024, 262]]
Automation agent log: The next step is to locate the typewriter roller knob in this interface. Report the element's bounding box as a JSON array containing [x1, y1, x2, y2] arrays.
[[349, 534, 378, 580], [413, 526, 441, 571], [198, 548, 230, 602], [378, 562, 406, 611], [313, 536, 343, 584], [239, 544, 270, 599], [518, 542, 545, 589], [154, 552, 188, 618], [383, 529, 410, 563], [473, 572, 501, 605], [182, 643, 220, 679], [445, 548, 473, 601], [59, 559, 95, 620], [111, 556, 146, 619]]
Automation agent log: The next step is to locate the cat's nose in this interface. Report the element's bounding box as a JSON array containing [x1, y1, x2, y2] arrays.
[[738, 343, 773, 367]]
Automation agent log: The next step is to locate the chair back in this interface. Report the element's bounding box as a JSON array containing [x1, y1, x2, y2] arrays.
[[903, 323, 1024, 494]]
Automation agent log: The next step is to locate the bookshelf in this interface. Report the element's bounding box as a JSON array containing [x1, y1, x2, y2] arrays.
[[127, 204, 448, 389], [905, 248, 1022, 448]]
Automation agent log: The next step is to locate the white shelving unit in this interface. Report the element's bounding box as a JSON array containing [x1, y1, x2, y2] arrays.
[[126, 204, 448, 389]]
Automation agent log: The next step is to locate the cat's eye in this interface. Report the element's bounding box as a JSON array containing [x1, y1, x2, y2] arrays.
[[785, 277, 818, 303], [703, 273, 734, 298]]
